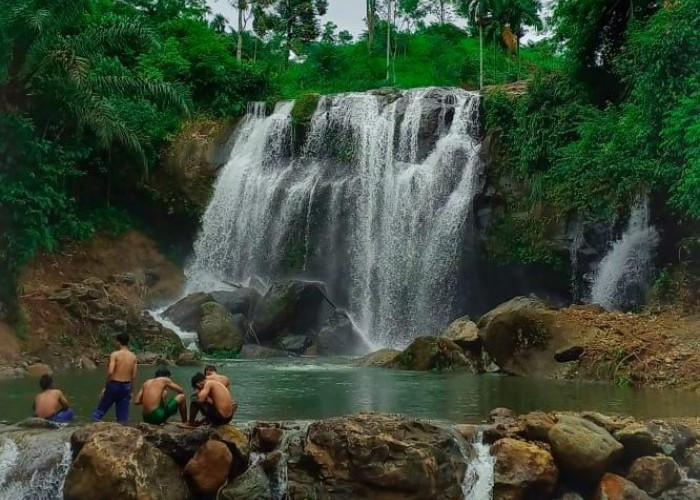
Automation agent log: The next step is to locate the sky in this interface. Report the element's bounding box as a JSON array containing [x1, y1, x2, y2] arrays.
[[207, 0, 369, 37]]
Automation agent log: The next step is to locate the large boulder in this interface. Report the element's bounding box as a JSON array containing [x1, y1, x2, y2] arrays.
[[218, 465, 271, 500], [477, 296, 588, 377], [519, 411, 557, 442], [164, 292, 214, 332], [239, 344, 288, 358], [353, 348, 401, 367], [443, 316, 481, 354], [548, 416, 624, 483], [252, 280, 332, 341], [184, 440, 232, 495], [491, 438, 558, 500], [594, 473, 652, 500], [210, 287, 261, 318], [198, 302, 244, 353], [390, 336, 477, 372], [316, 309, 370, 356], [63, 423, 189, 500], [137, 423, 213, 466], [626, 455, 681, 497], [286, 413, 468, 500], [614, 422, 696, 460]]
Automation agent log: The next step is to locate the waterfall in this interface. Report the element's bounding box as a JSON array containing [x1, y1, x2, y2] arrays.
[[0, 431, 72, 500], [590, 197, 660, 311], [187, 88, 483, 347], [462, 432, 495, 500]]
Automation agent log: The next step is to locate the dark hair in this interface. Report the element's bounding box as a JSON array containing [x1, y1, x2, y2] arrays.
[[115, 333, 130, 346], [191, 372, 206, 389], [204, 365, 217, 373], [39, 374, 53, 391], [155, 367, 171, 378]]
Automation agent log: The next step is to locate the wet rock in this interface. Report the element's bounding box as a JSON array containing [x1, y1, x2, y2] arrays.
[[213, 425, 250, 475], [681, 443, 700, 479], [210, 287, 261, 318], [454, 424, 478, 442], [26, 362, 52, 377], [593, 473, 652, 500], [254, 425, 284, 452], [138, 423, 212, 465], [614, 422, 696, 460], [261, 450, 283, 473], [164, 292, 214, 332], [492, 438, 558, 500], [658, 482, 700, 500], [218, 465, 271, 500], [549, 416, 624, 483], [443, 316, 481, 354], [184, 440, 232, 495], [253, 280, 332, 341], [286, 413, 468, 500], [198, 302, 243, 354], [316, 309, 370, 356], [555, 345, 584, 362], [353, 348, 400, 367], [240, 344, 288, 358], [64, 423, 188, 500], [580, 412, 631, 434], [175, 350, 201, 366], [626, 455, 680, 496], [519, 411, 556, 442], [389, 336, 477, 372], [490, 408, 518, 422], [278, 334, 312, 353]]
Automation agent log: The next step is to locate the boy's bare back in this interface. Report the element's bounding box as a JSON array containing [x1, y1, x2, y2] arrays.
[[34, 389, 68, 419], [110, 348, 137, 382]]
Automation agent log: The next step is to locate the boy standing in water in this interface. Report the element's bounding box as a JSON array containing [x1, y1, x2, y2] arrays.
[[135, 367, 187, 425], [92, 332, 137, 424], [33, 374, 75, 423]]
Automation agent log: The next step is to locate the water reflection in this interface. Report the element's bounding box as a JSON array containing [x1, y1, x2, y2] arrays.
[[0, 358, 697, 424]]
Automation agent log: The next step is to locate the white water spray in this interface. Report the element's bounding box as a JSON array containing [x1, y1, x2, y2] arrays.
[[462, 432, 495, 500], [590, 197, 659, 311], [187, 88, 483, 347]]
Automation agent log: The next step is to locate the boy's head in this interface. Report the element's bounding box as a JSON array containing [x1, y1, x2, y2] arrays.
[[115, 332, 130, 347], [204, 365, 217, 376], [191, 372, 206, 390], [39, 374, 53, 391], [155, 367, 171, 378]]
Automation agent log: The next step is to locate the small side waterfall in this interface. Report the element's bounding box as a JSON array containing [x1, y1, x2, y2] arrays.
[[0, 430, 72, 500], [462, 432, 495, 500], [187, 88, 483, 347], [590, 197, 660, 311]]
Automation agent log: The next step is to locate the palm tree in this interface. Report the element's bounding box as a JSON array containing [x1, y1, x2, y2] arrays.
[[4, 0, 189, 167], [462, 0, 494, 90], [499, 0, 542, 79]]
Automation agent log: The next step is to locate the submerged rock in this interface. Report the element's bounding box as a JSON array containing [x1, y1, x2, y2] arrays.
[[390, 336, 477, 372], [492, 437, 558, 500], [548, 416, 623, 483], [63, 423, 189, 500]]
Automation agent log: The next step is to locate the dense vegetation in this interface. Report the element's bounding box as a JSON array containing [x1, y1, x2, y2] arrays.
[[1, 0, 698, 317]]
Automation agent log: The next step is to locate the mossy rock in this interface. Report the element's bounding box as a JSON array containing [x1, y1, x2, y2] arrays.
[[291, 93, 321, 126], [390, 336, 477, 372]]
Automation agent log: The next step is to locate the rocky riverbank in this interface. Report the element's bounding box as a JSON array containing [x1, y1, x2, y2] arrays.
[[2, 409, 699, 500]]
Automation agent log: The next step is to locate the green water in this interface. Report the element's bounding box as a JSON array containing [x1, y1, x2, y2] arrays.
[[1, 358, 698, 424]]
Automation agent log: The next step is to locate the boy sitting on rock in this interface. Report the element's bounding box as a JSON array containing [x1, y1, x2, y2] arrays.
[[134, 367, 187, 425], [34, 374, 75, 423]]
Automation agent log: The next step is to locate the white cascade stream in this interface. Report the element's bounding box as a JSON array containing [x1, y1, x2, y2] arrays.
[[186, 88, 483, 347]]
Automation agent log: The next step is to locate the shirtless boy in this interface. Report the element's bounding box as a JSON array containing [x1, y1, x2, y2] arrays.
[[135, 367, 187, 425], [34, 374, 74, 423], [188, 372, 235, 427], [92, 332, 137, 424], [204, 365, 230, 388]]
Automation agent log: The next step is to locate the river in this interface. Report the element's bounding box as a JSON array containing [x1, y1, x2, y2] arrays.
[[0, 358, 698, 424]]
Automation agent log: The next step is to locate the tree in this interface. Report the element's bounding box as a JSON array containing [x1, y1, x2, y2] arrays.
[[254, 0, 329, 62], [367, 0, 378, 50], [338, 30, 353, 44], [398, 0, 430, 31], [231, 0, 258, 62], [321, 21, 337, 44], [461, 0, 494, 89], [490, 0, 542, 79], [210, 13, 228, 33]]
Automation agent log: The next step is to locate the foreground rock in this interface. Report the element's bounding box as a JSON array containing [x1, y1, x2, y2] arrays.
[[594, 473, 652, 500], [63, 423, 189, 500], [389, 336, 477, 372], [184, 440, 232, 495], [626, 455, 681, 496], [492, 438, 558, 500]]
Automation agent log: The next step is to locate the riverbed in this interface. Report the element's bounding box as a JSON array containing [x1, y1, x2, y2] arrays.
[[1, 357, 698, 424]]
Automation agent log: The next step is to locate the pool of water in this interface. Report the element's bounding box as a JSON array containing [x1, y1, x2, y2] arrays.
[[1, 358, 698, 424]]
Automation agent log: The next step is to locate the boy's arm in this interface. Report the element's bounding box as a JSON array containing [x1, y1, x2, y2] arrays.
[[131, 359, 138, 382], [165, 379, 185, 394], [196, 382, 212, 403], [58, 391, 70, 408], [107, 352, 116, 381]]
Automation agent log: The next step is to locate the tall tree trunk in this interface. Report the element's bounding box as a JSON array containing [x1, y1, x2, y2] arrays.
[[236, 0, 244, 62], [367, 0, 376, 51], [493, 32, 496, 85], [440, 0, 445, 24], [386, 0, 392, 81], [479, 24, 484, 90], [516, 36, 520, 81]]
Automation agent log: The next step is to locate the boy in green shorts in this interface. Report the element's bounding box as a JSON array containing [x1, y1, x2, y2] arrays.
[[135, 367, 187, 425]]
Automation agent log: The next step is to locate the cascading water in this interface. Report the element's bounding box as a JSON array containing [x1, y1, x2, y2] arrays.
[[187, 88, 483, 347], [462, 432, 495, 500], [0, 430, 72, 500], [590, 197, 660, 311]]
